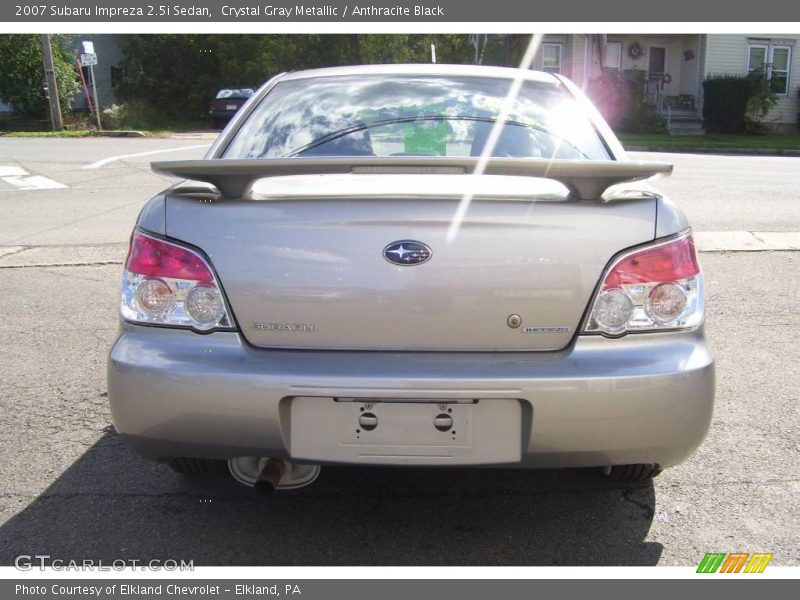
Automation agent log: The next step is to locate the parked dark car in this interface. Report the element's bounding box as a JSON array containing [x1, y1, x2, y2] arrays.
[[209, 87, 254, 129]]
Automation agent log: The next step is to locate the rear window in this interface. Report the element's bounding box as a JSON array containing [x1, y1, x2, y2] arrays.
[[223, 75, 610, 160]]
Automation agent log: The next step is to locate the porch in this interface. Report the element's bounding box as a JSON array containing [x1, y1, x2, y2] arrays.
[[602, 34, 706, 134]]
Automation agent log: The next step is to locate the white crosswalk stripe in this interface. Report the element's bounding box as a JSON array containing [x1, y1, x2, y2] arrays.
[[0, 165, 67, 191]]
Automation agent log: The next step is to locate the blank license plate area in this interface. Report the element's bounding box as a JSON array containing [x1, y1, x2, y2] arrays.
[[343, 400, 471, 447], [289, 397, 522, 465]]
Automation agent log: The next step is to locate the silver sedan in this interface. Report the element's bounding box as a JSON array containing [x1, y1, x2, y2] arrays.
[[108, 64, 714, 491]]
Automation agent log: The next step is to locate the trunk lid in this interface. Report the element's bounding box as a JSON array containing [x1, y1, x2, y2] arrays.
[[164, 174, 656, 351]]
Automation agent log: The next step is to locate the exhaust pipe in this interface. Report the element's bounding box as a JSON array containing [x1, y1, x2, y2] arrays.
[[228, 456, 320, 491], [253, 458, 287, 494]]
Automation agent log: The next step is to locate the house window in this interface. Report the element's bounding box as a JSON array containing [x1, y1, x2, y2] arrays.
[[748, 43, 792, 95], [542, 43, 562, 74], [769, 46, 791, 94], [605, 41, 622, 70]]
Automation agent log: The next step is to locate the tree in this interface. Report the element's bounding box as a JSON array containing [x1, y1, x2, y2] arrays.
[[0, 34, 79, 118], [115, 35, 479, 120], [116, 34, 293, 120]]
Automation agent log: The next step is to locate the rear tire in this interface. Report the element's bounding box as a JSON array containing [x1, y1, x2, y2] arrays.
[[605, 464, 662, 482], [167, 457, 228, 479]]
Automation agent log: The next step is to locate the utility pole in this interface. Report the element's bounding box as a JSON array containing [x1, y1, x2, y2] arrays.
[[40, 34, 63, 131]]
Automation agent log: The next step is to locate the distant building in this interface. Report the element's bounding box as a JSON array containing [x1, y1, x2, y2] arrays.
[[70, 34, 124, 110], [533, 34, 799, 133]]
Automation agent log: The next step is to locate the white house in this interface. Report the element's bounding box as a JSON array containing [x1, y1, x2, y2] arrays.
[[70, 34, 124, 111], [531, 34, 800, 133]]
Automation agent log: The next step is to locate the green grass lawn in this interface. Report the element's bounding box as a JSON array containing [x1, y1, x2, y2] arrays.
[[0, 130, 99, 138], [619, 133, 800, 152], [0, 112, 208, 137], [0, 126, 205, 138]]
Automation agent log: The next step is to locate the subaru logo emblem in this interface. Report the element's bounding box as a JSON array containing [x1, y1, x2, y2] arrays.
[[383, 240, 432, 266]]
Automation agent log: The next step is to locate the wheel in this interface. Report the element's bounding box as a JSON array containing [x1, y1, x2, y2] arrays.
[[166, 457, 228, 479], [210, 118, 224, 130], [605, 464, 662, 482]]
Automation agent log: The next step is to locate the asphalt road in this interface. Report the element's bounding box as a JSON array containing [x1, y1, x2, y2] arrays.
[[0, 136, 211, 247], [0, 137, 798, 566]]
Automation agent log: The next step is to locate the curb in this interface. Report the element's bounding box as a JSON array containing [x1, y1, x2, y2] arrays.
[[89, 130, 146, 138], [0, 130, 146, 138], [624, 145, 800, 156]]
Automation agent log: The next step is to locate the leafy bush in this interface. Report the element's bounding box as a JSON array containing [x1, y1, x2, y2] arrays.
[[0, 35, 79, 120], [99, 100, 194, 130], [589, 69, 666, 134], [702, 73, 778, 133], [100, 103, 125, 129], [62, 110, 93, 130]]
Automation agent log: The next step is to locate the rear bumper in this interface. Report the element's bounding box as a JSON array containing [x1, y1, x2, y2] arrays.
[[108, 324, 714, 469]]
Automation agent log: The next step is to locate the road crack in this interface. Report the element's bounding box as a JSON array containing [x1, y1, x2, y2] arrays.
[[0, 261, 123, 269]]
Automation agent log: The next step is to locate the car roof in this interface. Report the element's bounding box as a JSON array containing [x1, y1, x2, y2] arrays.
[[280, 63, 561, 84]]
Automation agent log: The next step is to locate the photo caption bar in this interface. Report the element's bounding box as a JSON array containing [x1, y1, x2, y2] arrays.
[[3, 0, 800, 22], [3, 579, 791, 599]]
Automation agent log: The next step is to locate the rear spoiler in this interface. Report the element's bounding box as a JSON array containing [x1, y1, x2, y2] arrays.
[[151, 157, 672, 201]]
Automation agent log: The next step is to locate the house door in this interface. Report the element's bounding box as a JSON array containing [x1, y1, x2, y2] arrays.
[[649, 47, 666, 74], [645, 47, 668, 107]]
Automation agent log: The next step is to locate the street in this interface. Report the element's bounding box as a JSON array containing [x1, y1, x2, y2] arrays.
[[0, 136, 798, 565]]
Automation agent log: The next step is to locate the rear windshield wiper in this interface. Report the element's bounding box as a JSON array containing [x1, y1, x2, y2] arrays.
[[282, 115, 591, 160]]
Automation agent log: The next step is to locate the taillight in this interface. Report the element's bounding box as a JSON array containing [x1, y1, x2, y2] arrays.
[[582, 231, 704, 336], [120, 231, 233, 332], [210, 101, 225, 110]]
